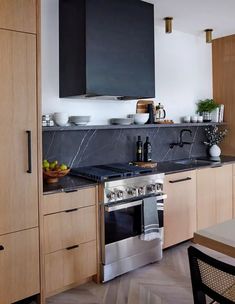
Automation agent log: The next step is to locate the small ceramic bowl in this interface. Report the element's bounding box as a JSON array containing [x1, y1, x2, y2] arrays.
[[133, 113, 149, 125]]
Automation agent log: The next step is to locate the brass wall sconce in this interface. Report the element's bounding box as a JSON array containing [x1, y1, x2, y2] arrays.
[[205, 29, 213, 43], [164, 17, 173, 34]]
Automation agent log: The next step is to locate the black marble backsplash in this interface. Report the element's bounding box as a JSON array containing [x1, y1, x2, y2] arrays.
[[42, 126, 209, 168]]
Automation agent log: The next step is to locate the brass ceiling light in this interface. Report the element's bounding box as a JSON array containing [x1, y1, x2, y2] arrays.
[[205, 29, 213, 43], [164, 17, 173, 34]]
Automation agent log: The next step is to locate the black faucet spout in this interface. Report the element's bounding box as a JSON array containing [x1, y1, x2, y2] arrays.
[[170, 129, 193, 149]]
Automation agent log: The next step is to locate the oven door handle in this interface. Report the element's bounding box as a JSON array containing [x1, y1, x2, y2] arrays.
[[105, 200, 142, 212], [156, 194, 167, 201]]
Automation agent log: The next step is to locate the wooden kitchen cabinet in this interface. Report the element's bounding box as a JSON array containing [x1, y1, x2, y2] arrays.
[[45, 240, 97, 296], [44, 205, 96, 254], [0, 1, 41, 303], [164, 170, 196, 248], [197, 165, 233, 230], [0, 0, 36, 33], [0, 29, 38, 235], [43, 186, 99, 298], [0, 228, 40, 304]]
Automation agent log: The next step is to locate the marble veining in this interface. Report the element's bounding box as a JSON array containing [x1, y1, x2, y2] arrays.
[[43, 126, 208, 167]]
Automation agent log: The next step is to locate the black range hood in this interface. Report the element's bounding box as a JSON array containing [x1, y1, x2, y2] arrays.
[[59, 0, 155, 99]]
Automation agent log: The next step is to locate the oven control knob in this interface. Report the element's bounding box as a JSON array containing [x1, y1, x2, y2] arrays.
[[147, 184, 156, 192], [116, 190, 124, 199], [127, 187, 137, 196], [156, 183, 163, 191], [106, 191, 116, 200], [138, 186, 145, 196]]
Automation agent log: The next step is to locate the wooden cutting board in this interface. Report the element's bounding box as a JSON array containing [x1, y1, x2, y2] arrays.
[[136, 100, 156, 114], [133, 161, 157, 169]]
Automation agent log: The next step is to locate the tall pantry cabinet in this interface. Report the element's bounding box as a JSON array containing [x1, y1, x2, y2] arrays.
[[0, 1, 41, 303]]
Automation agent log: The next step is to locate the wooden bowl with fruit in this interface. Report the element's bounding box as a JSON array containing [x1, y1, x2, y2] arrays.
[[43, 160, 70, 184]]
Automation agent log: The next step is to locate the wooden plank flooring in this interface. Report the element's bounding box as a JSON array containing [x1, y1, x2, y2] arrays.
[[47, 241, 235, 304]]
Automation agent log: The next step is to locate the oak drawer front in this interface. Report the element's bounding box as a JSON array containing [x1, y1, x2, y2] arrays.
[[44, 205, 96, 254], [45, 240, 97, 296], [42, 186, 97, 215], [0, 228, 40, 303], [0, 0, 36, 33]]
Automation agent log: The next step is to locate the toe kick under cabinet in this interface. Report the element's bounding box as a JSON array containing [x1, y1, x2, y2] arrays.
[[42, 186, 99, 298]]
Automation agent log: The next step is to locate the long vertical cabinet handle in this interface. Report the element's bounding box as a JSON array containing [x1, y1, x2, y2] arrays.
[[26, 130, 32, 174]]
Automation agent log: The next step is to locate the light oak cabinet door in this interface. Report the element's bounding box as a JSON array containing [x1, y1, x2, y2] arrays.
[[197, 165, 233, 230], [215, 165, 233, 224], [0, 228, 40, 304], [196, 168, 216, 230], [0, 30, 38, 235], [44, 205, 97, 254], [0, 0, 36, 33], [45, 240, 97, 296], [164, 170, 196, 248]]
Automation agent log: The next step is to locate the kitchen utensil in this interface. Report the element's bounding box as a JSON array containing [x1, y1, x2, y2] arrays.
[[54, 112, 69, 126], [197, 116, 203, 123], [147, 104, 155, 124], [70, 116, 91, 125], [156, 120, 174, 124], [191, 115, 198, 123], [132, 161, 157, 169], [110, 118, 134, 125], [136, 100, 155, 114], [155, 103, 166, 122], [183, 116, 191, 123], [133, 113, 149, 125]]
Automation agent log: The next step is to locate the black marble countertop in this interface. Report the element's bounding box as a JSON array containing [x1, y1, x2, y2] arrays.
[[43, 175, 97, 195], [156, 155, 235, 175], [43, 155, 235, 195]]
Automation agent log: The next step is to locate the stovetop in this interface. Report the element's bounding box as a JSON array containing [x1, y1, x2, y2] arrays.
[[71, 163, 157, 182]]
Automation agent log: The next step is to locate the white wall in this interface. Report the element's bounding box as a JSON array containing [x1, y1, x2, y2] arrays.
[[41, 0, 212, 124]]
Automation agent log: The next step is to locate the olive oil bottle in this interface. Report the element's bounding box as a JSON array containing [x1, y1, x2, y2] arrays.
[[144, 136, 152, 162], [136, 136, 143, 162]]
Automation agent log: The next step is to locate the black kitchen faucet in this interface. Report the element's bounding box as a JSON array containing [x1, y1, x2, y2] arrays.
[[170, 129, 193, 149]]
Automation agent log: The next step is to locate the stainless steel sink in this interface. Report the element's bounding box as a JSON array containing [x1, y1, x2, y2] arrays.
[[173, 159, 216, 166]]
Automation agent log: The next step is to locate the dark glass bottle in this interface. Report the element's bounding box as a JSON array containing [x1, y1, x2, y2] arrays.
[[136, 136, 143, 162], [144, 136, 152, 162]]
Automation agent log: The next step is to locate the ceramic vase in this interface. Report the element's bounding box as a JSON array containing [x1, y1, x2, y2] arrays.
[[209, 144, 221, 158]]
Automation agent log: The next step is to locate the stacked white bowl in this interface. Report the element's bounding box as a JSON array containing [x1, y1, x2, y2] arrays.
[[70, 116, 91, 125], [54, 112, 69, 126], [133, 113, 149, 125]]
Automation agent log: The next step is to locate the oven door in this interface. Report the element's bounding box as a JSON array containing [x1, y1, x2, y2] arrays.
[[104, 200, 142, 245]]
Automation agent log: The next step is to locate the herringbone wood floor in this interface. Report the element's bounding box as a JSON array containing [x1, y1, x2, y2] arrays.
[[47, 241, 235, 304]]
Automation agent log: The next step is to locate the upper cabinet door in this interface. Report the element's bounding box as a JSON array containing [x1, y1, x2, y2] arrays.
[[0, 30, 38, 235], [0, 0, 36, 33]]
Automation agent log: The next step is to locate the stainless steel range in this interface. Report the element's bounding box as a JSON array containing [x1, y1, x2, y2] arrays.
[[71, 163, 166, 282]]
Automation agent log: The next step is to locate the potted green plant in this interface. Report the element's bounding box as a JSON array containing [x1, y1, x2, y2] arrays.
[[196, 99, 219, 122]]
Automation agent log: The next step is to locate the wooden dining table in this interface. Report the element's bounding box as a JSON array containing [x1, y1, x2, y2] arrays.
[[193, 219, 235, 258]]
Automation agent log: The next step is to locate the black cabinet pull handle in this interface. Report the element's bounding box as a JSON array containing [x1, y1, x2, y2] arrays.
[[66, 245, 79, 250], [26, 130, 32, 174], [0, 245, 4, 251], [65, 208, 78, 213], [169, 177, 192, 184], [64, 189, 78, 193]]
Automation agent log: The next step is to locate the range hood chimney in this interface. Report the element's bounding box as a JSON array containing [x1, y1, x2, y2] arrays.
[[59, 0, 155, 100]]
